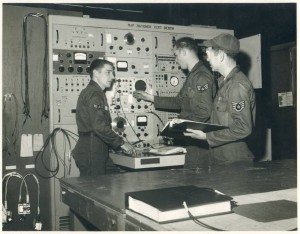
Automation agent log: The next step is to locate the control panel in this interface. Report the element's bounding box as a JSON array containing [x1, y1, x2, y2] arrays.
[[50, 17, 233, 148], [52, 24, 105, 51], [105, 29, 152, 58], [48, 15, 234, 231], [53, 50, 105, 75]]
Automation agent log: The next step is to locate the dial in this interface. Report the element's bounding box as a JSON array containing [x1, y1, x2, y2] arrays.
[[124, 32, 135, 45], [170, 76, 179, 86]]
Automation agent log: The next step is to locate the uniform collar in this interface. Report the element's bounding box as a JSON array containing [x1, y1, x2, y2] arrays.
[[218, 66, 240, 82], [217, 66, 240, 88], [189, 60, 204, 74], [90, 79, 104, 92], [224, 66, 240, 81]]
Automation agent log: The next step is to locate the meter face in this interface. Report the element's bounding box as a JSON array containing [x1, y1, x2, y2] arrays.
[[170, 76, 179, 86]]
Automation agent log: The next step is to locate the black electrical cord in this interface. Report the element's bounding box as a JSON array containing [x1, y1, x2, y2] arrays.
[[114, 80, 142, 143], [148, 111, 165, 126], [118, 91, 142, 142], [113, 85, 130, 143], [21, 13, 48, 126], [3, 94, 19, 157], [21, 14, 30, 125], [183, 187, 228, 231], [40, 14, 49, 122], [34, 128, 78, 179]]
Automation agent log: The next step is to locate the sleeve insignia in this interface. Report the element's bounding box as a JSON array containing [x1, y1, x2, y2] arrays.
[[197, 83, 209, 92], [93, 104, 103, 109], [232, 101, 245, 112], [93, 104, 109, 111]]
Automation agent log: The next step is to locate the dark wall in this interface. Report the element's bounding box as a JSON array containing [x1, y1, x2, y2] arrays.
[[268, 43, 297, 160], [2, 5, 82, 231]]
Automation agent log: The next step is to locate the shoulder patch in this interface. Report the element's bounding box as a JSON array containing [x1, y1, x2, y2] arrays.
[[196, 83, 209, 92], [232, 101, 245, 112], [93, 104, 103, 110], [93, 104, 109, 111]]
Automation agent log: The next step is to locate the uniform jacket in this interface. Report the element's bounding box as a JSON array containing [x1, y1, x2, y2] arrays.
[[206, 67, 256, 164], [75, 80, 123, 149], [154, 60, 216, 122]]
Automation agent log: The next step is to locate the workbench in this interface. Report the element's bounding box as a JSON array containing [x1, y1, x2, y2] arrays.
[[59, 159, 297, 231]]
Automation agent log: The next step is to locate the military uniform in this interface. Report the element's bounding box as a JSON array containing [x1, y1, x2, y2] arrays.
[[206, 67, 256, 165], [154, 61, 216, 168], [154, 61, 216, 122], [72, 80, 123, 176]]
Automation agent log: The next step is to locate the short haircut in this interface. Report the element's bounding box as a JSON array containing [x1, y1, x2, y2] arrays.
[[173, 37, 198, 55], [89, 59, 114, 78]]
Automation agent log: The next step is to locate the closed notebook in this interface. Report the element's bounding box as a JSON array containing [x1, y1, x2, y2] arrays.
[[126, 185, 233, 223], [160, 119, 228, 139]]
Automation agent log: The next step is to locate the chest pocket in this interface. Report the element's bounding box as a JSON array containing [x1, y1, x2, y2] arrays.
[[216, 97, 228, 112]]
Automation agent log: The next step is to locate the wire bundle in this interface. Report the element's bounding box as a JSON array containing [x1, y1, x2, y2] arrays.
[[21, 13, 48, 125], [114, 80, 142, 144], [2, 172, 42, 230], [2, 172, 28, 224], [34, 128, 78, 179], [19, 174, 40, 223], [3, 94, 19, 157], [113, 80, 167, 148]]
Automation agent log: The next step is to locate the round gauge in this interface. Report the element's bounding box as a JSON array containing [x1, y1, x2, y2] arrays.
[[170, 76, 179, 86], [135, 80, 147, 91], [124, 32, 135, 45]]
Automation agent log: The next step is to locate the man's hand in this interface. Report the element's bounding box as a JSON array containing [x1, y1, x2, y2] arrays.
[[184, 128, 207, 140], [132, 91, 154, 102], [120, 142, 137, 156]]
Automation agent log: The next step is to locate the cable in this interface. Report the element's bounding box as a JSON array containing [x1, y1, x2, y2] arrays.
[[17, 175, 30, 221], [21, 14, 30, 125], [2, 172, 25, 223], [2, 172, 42, 229], [112, 82, 130, 142], [114, 80, 142, 143], [182, 187, 227, 231], [148, 111, 165, 126], [5, 173, 27, 206], [183, 201, 225, 231], [21, 13, 48, 125], [3, 94, 19, 157], [19, 174, 41, 228], [34, 128, 78, 179]]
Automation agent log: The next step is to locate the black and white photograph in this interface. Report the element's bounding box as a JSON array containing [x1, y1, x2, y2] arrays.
[[2, 1, 297, 231]]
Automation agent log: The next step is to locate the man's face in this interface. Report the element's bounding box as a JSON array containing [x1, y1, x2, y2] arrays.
[[174, 48, 187, 70], [205, 47, 219, 72], [95, 64, 115, 89]]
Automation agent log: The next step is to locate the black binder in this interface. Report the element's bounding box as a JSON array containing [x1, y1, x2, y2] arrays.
[[160, 119, 228, 139]]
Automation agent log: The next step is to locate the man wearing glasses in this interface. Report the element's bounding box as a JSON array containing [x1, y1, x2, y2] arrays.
[[72, 59, 135, 176]]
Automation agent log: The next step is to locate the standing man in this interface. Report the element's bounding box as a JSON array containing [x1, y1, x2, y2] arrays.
[[72, 59, 135, 176], [133, 37, 216, 168], [184, 33, 256, 165]]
